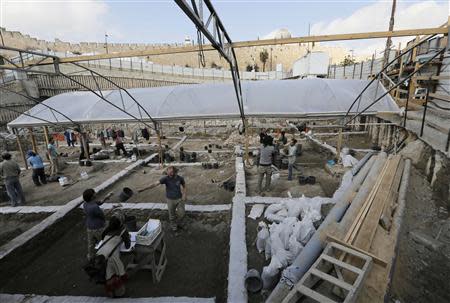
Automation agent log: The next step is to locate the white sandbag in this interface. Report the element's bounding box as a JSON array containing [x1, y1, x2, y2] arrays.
[[265, 203, 287, 223], [342, 154, 359, 167], [271, 172, 280, 184], [296, 218, 316, 245], [256, 222, 269, 253], [265, 236, 272, 260], [261, 263, 280, 290], [248, 204, 265, 220], [284, 199, 305, 218]]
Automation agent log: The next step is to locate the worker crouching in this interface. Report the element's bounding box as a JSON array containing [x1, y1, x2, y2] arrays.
[[97, 213, 131, 297]]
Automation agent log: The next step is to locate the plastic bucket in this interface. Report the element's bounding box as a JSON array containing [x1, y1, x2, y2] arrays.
[[298, 176, 308, 185], [119, 187, 134, 202], [125, 215, 137, 231], [245, 269, 263, 293], [307, 176, 316, 185]]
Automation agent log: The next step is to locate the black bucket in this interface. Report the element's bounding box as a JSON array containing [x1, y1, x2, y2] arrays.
[[119, 187, 133, 202], [307, 176, 316, 185], [124, 215, 138, 231], [298, 176, 308, 185]]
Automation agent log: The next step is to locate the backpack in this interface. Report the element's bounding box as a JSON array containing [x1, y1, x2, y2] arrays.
[[82, 233, 119, 284], [83, 254, 107, 284]]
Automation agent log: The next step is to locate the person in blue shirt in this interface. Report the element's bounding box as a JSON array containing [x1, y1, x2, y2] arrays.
[[26, 150, 47, 186]]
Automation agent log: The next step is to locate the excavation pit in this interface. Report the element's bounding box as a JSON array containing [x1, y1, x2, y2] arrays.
[[0, 209, 230, 302]]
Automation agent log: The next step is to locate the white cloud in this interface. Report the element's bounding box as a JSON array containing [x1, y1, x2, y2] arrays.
[[311, 0, 449, 58], [0, 0, 118, 42]]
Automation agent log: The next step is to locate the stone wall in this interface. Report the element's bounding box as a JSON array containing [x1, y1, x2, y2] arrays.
[[0, 28, 353, 71]]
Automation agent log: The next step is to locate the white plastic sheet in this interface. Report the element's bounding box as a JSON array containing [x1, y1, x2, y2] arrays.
[[8, 79, 399, 127]]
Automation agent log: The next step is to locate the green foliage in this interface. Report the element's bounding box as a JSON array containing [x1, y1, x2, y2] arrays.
[[340, 55, 355, 66], [259, 49, 269, 71]]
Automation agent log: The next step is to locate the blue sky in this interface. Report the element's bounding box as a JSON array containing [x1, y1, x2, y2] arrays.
[[1, 0, 448, 55], [104, 0, 370, 43]]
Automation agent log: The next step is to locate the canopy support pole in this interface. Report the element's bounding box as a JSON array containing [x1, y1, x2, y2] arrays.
[[43, 126, 54, 168], [244, 119, 250, 165], [28, 127, 37, 153], [14, 129, 28, 170], [336, 128, 343, 163], [80, 131, 90, 160], [155, 122, 163, 169]]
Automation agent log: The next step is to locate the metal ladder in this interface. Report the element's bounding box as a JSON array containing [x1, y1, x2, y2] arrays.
[[283, 241, 373, 303]]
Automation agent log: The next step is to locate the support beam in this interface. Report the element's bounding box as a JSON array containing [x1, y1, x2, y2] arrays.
[[28, 127, 37, 153], [15, 130, 28, 170], [5, 27, 447, 67]]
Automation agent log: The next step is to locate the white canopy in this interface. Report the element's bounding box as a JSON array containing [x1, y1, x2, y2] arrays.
[[7, 78, 399, 127]]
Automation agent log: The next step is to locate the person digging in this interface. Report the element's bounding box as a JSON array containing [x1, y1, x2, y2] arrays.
[[138, 166, 187, 232]]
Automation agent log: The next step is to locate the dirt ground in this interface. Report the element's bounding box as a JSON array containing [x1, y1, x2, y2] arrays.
[[96, 163, 236, 205], [0, 161, 130, 207], [245, 140, 341, 198], [389, 167, 450, 303], [318, 133, 374, 150], [0, 209, 230, 302], [0, 213, 50, 246]]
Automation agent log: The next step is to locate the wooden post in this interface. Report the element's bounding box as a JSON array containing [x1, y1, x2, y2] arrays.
[[15, 129, 28, 170], [43, 126, 54, 168], [394, 42, 404, 103], [28, 127, 37, 153], [408, 36, 420, 104], [336, 128, 343, 164], [81, 132, 90, 160], [244, 119, 250, 165], [156, 123, 163, 168], [370, 53, 375, 76], [359, 61, 364, 79]]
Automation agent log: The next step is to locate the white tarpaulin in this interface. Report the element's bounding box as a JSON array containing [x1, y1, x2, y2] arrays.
[[7, 78, 399, 127]]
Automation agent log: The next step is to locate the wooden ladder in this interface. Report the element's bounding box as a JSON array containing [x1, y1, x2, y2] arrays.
[[283, 242, 373, 303]]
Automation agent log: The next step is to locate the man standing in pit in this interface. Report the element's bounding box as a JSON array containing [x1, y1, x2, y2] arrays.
[[258, 135, 276, 194], [47, 137, 60, 176], [138, 166, 187, 232], [0, 152, 25, 207], [82, 188, 113, 260]]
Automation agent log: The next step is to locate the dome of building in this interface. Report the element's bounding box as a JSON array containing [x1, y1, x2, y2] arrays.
[[262, 28, 292, 40]]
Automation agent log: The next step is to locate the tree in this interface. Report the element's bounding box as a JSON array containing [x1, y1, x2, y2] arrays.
[[340, 55, 355, 66], [259, 49, 269, 72], [246, 63, 259, 72]]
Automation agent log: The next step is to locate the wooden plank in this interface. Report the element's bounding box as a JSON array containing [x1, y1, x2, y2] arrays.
[[310, 268, 353, 291], [326, 235, 388, 267], [430, 93, 450, 103], [10, 27, 447, 67], [345, 159, 390, 243], [353, 155, 401, 251], [296, 285, 338, 303], [380, 159, 405, 230], [321, 254, 363, 275]]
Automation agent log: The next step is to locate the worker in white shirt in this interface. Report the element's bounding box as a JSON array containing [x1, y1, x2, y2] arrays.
[[287, 138, 298, 181]]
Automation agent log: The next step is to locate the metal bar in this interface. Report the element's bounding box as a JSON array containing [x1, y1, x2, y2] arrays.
[[345, 47, 445, 126], [72, 62, 157, 127], [420, 87, 430, 137], [0, 105, 60, 126], [57, 72, 155, 130], [0, 86, 79, 126], [344, 34, 437, 120]]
